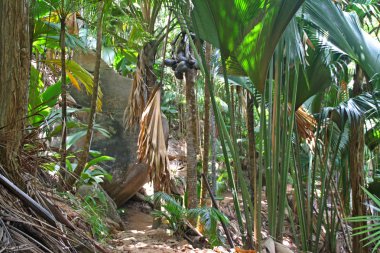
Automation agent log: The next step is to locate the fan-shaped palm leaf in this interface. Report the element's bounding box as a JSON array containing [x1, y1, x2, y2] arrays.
[[191, 0, 304, 93], [346, 187, 380, 253], [304, 0, 380, 86]]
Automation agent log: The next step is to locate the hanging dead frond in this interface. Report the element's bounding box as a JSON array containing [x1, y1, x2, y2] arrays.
[[137, 88, 170, 192], [295, 106, 317, 140], [124, 63, 148, 129]]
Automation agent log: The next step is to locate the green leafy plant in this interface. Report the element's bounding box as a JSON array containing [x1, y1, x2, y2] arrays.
[[41, 149, 113, 186], [79, 150, 114, 185], [346, 186, 380, 252], [62, 188, 110, 241], [82, 188, 110, 240], [151, 192, 229, 247]]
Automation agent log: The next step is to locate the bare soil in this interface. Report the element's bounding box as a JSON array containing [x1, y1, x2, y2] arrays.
[[108, 200, 218, 252]]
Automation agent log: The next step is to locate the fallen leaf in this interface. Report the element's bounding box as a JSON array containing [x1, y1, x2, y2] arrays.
[[235, 247, 256, 253]]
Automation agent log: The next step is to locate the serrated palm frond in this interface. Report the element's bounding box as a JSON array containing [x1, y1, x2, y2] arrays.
[[152, 192, 182, 210], [137, 89, 170, 192]]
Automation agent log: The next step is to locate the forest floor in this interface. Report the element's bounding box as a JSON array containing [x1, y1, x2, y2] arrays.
[[108, 200, 218, 252], [106, 137, 301, 253], [106, 138, 228, 252]]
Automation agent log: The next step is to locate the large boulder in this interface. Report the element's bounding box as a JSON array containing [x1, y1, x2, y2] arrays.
[[70, 52, 149, 207]]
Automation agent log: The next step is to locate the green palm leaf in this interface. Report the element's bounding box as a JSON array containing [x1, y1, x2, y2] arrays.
[[346, 187, 380, 252], [304, 0, 380, 87], [191, 0, 304, 93], [46, 59, 103, 111]]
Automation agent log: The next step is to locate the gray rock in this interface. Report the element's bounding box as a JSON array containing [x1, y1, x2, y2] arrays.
[[71, 52, 149, 207], [77, 184, 123, 229]]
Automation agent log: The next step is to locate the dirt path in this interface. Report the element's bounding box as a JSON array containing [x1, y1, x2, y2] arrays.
[[109, 201, 216, 253]]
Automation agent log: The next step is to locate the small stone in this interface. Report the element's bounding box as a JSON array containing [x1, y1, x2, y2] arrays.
[[178, 240, 188, 247], [167, 239, 178, 245]]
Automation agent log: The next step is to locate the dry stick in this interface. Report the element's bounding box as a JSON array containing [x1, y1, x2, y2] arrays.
[[201, 173, 234, 248], [59, 15, 67, 180], [0, 173, 57, 227]]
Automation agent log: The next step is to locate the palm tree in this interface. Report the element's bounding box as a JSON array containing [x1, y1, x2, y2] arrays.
[[189, 0, 380, 251], [184, 59, 198, 209], [200, 43, 212, 207], [124, 0, 174, 127]]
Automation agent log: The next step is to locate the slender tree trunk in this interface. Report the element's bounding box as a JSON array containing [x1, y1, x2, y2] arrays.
[[200, 43, 211, 207], [0, 0, 30, 183], [247, 92, 259, 248], [350, 65, 368, 253], [210, 109, 217, 196], [185, 68, 198, 209], [231, 86, 238, 185], [59, 15, 67, 178], [66, 1, 105, 188]]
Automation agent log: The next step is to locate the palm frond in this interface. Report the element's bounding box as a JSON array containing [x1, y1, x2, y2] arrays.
[[33, 19, 85, 52], [137, 89, 170, 192], [191, 0, 304, 93], [123, 64, 147, 129], [304, 0, 380, 87], [151, 192, 182, 210], [45, 59, 103, 111], [295, 106, 317, 140], [321, 92, 380, 130], [346, 187, 380, 252]]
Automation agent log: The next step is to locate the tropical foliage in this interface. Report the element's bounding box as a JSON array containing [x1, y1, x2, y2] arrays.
[[2, 0, 380, 252]]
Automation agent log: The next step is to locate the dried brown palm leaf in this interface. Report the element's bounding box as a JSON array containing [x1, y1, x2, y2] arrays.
[[124, 64, 148, 129], [137, 88, 171, 192], [0, 185, 70, 252], [295, 106, 317, 140], [0, 167, 108, 253]]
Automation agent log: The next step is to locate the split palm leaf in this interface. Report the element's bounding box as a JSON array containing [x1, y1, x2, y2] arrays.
[[138, 88, 170, 192]]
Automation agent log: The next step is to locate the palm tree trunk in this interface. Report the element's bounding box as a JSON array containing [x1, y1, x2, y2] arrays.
[[0, 0, 30, 183], [59, 15, 67, 177], [200, 43, 211, 207], [66, 1, 105, 188], [185, 68, 198, 209], [350, 65, 368, 253], [247, 92, 259, 247], [141, 41, 158, 93], [211, 107, 217, 195], [230, 86, 238, 185]]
